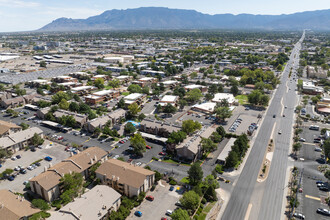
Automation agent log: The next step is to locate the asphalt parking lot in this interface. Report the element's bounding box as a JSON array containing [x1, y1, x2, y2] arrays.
[[294, 125, 329, 220], [0, 140, 70, 193], [128, 181, 183, 220]]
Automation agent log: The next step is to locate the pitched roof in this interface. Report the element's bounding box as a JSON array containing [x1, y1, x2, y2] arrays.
[[0, 120, 21, 136], [49, 185, 121, 220], [0, 127, 43, 149], [96, 159, 155, 189], [30, 147, 107, 191], [0, 190, 40, 220]]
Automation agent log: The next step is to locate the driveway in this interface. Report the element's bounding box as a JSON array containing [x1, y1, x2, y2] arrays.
[[128, 181, 183, 220]]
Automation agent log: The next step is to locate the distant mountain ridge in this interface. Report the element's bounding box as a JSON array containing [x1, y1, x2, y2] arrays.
[[39, 7, 330, 31]]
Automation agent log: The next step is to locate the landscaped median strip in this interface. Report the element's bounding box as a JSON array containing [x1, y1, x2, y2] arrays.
[[305, 195, 320, 201]]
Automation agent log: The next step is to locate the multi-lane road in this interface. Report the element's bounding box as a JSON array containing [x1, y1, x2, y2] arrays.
[[221, 31, 305, 220]]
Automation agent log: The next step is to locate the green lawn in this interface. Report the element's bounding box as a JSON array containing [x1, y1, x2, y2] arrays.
[[235, 95, 248, 105], [121, 92, 130, 96], [105, 85, 113, 90]]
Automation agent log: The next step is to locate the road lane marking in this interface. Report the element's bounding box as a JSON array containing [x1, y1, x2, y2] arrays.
[[146, 159, 154, 165], [82, 138, 90, 143], [244, 203, 252, 220], [305, 195, 320, 201], [303, 142, 315, 145]]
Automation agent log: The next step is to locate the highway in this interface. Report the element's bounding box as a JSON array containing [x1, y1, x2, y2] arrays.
[[221, 31, 305, 220]]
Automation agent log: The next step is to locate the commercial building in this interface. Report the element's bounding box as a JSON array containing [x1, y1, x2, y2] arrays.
[[307, 66, 327, 79], [212, 93, 238, 105], [0, 127, 43, 152], [132, 77, 158, 87], [0, 190, 40, 220], [192, 102, 217, 114], [302, 81, 324, 95], [30, 147, 107, 202], [159, 95, 179, 107], [216, 138, 236, 165], [162, 80, 179, 88], [96, 159, 155, 198], [104, 57, 124, 64], [71, 86, 97, 95], [140, 70, 165, 77], [52, 76, 77, 83], [49, 185, 121, 220]]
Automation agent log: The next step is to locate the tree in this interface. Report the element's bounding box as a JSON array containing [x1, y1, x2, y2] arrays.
[[20, 122, 29, 130], [188, 162, 203, 185], [216, 126, 226, 137], [142, 86, 150, 94], [138, 113, 146, 121], [225, 151, 239, 168], [117, 98, 125, 109], [182, 120, 201, 135], [69, 102, 79, 112], [180, 191, 200, 214], [231, 85, 239, 96], [215, 107, 232, 122], [325, 170, 330, 180], [178, 99, 187, 110], [108, 79, 121, 88], [124, 122, 136, 135], [201, 138, 218, 152], [127, 84, 142, 93], [171, 209, 190, 220], [60, 172, 84, 202], [185, 88, 203, 103], [79, 102, 91, 114], [31, 133, 44, 146], [59, 99, 70, 110], [52, 91, 70, 104], [323, 139, 330, 160], [167, 131, 187, 144], [73, 94, 80, 102], [94, 78, 104, 89], [211, 131, 222, 143], [31, 199, 50, 211], [293, 143, 302, 155], [163, 104, 177, 114], [128, 103, 141, 117], [39, 61, 47, 68], [0, 149, 10, 160], [130, 133, 146, 156]]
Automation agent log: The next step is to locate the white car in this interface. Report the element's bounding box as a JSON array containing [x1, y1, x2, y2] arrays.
[[299, 138, 306, 142], [136, 162, 142, 166], [113, 155, 120, 159], [11, 157, 17, 161], [278, 130, 282, 134], [166, 210, 173, 216], [14, 166, 20, 171], [27, 166, 34, 170]]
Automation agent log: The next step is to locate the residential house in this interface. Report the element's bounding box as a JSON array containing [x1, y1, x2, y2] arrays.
[[115, 75, 131, 84], [53, 110, 88, 128], [30, 147, 107, 202], [49, 185, 121, 220], [192, 102, 216, 114], [0, 127, 43, 152], [92, 75, 109, 81], [52, 75, 77, 83], [69, 71, 91, 79], [71, 86, 97, 95], [132, 77, 158, 88], [216, 138, 236, 165], [85, 109, 125, 133], [106, 67, 128, 73], [162, 80, 179, 89], [139, 119, 181, 138], [36, 107, 50, 120], [96, 159, 155, 198], [0, 190, 40, 220], [0, 120, 22, 137], [85, 90, 120, 105], [140, 70, 165, 77], [124, 93, 146, 106], [184, 85, 208, 93], [0, 96, 25, 109]]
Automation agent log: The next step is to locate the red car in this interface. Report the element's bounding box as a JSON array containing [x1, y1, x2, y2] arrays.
[[161, 218, 167, 220], [127, 158, 133, 163], [58, 136, 63, 140], [146, 145, 151, 149], [119, 140, 125, 144], [146, 195, 154, 201], [159, 152, 166, 156]]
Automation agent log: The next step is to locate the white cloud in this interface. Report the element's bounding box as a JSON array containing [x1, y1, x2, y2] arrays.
[[0, 0, 40, 8]]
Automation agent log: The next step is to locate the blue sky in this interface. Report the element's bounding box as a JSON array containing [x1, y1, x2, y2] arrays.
[[0, 0, 328, 32]]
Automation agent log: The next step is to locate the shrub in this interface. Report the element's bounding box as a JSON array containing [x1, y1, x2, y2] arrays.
[[215, 164, 223, 174], [201, 198, 207, 204], [169, 180, 177, 185], [152, 156, 159, 161]]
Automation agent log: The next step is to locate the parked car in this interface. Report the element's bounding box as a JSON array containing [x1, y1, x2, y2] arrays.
[[319, 186, 329, 191], [44, 156, 53, 161], [16, 155, 21, 159], [20, 169, 26, 174], [159, 152, 166, 156], [146, 195, 154, 201], [146, 145, 151, 149], [299, 138, 306, 142], [27, 166, 34, 171], [134, 211, 142, 217], [7, 176, 15, 181], [14, 166, 20, 171], [23, 180, 29, 185], [317, 208, 330, 216], [278, 130, 282, 134], [166, 210, 173, 216], [315, 148, 322, 152], [11, 157, 17, 161], [293, 212, 305, 219], [169, 186, 174, 191], [175, 201, 182, 207]]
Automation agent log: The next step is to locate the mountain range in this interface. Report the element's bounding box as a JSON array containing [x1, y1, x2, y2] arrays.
[[39, 7, 330, 31]]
